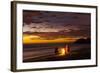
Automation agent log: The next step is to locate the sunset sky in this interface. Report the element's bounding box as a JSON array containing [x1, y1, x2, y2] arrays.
[[23, 10, 91, 61], [23, 10, 91, 38]]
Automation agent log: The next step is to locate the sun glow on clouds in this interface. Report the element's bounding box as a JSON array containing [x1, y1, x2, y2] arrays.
[[23, 35, 40, 39], [23, 34, 77, 44], [23, 11, 90, 44]]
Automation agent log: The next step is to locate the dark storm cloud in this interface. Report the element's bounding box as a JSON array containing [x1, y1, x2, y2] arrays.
[[23, 10, 91, 37]]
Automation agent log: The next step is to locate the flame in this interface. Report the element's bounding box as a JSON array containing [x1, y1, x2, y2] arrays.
[[57, 46, 70, 56], [58, 48, 66, 56]]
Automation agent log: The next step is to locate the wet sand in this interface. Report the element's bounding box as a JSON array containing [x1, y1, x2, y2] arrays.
[[23, 43, 91, 62]]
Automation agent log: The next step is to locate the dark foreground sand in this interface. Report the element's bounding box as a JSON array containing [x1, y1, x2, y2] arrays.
[[23, 47, 90, 62]]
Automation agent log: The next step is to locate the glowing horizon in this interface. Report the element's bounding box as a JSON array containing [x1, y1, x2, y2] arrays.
[[23, 34, 77, 44]]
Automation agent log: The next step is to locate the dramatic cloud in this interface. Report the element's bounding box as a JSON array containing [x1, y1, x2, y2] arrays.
[[23, 10, 91, 37]]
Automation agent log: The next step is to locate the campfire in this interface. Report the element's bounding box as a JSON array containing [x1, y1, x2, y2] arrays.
[[55, 45, 70, 56]]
